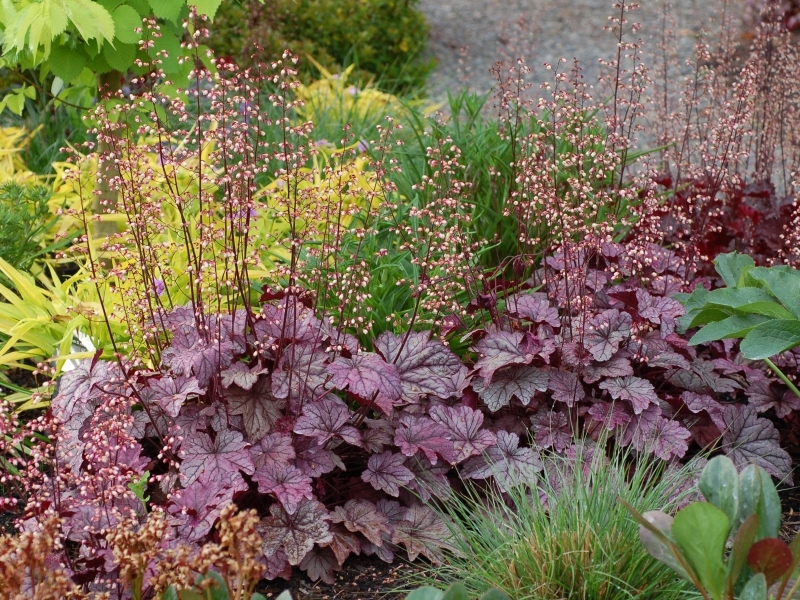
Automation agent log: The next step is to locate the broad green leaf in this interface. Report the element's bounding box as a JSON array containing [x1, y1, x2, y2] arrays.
[[479, 590, 511, 600], [111, 4, 142, 44], [275, 592, 293, 600], [673, 502, 730, 600], [690, 314, 769, 345], [705, 287, 783, 312], [715, 252, 755, 288], [160, 585, 179, 600], [102, 40, 136, 71], [740, 320, 800, 360], [48, 44, 87, 83], [681, 307, 731, 330], [679, 284, 710, 313], [748, 266, 800, 319], [441, 583, 470, 600], [406, 587, 444, 600], [126, 0, 152, 16], [147, 0, 184, 23], [189, 0, 223, 20], [739, 573, 767, 600], [699, 456, 739, 525], [738, 465, 781, 540], [63, 0, 115, 43], [149, 28, 183, 73]]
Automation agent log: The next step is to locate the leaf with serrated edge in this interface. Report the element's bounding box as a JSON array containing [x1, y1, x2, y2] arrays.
[[362, 451, 414, 496], [473, 366, 548, 412], [330, 500, 390, 546], [258, 499, 332, 565]]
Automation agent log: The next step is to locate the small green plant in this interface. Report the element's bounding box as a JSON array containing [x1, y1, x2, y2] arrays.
[[0, 181, 59, 271], [162, 572, 273, 600], [407, 582, 511, 600], [412, 442, 700, 600], [677, 252, 800, 401], [623, 455, 800, 600]]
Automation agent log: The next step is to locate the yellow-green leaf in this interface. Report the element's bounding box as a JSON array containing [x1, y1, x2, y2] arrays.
[[111, 4, 141, 44]]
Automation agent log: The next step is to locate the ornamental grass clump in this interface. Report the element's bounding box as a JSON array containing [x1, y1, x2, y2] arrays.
[[413, 443, 702, 600]]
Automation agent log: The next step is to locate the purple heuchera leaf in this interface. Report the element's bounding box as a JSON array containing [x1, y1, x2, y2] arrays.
[[394, 414, 454, 464], [507, 292, 561, 327], [374, 331, 468, 402], [362, 451, 415, 496], [722, 405, 793, 481], [361, 418, 394, 453], [293, 396, 361, 446], [531, 409, 573, 451], [583, 355, 633, 384], [461, 431, 542, 491], [52, 359, 125, 426], [295, 437, 345, 477], [548, 369, 583, 407], [473, 365, 548, 412], [330, 499, 391, 546], [161, 334, 236, 388], [251, 432, 296, 471], [615, 405, 690, 460], [473, 331, 542, 384], [258, 498, 332, 565], [405, 456, 452, 501], [391, 505, 452, 563], [142, 375, 205, 418], [254, 463, 313, 515], [598, 376, 658, 414], [167, 480, 228, 542], [178, 428, 254, 487], [637, 289, 684, 335], [299, 546, 340, 584], [220, 362, 261, 390], [583, 309, 632, 362], [587, 401, 632, 431], [429, 405, 496, 463], [681, 391, 726, 442], [322, 525, 362, 566], [746, 380, 800, 419], [272, 343, 330, 406], [327, 352, 402, 414], [225, 375, 286, 441]]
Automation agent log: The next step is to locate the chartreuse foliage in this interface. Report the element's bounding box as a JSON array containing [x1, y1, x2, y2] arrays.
[[678, 252, 800, 401], [623, 455, 800, 600], [0, 0, 253, 115]]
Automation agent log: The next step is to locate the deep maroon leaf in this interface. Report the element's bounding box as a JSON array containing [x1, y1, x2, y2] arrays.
[[251, 432, 296, 473], [722, 405, 792, 481], [178, 429, 254, 487], [461, 431, 542, 491], [548, 369, 584, 407], [598, 376, 658, 414], [254, 463, 313, 515], [258, 499, 332, 565], [637, 289, 684, 334], [584, 309, 632, 362], [327, 352, 403, 414], [330, 500, 391, 546], [746, 380, 800, 418], [391, 505, 452, 563], [429, 405, 496, 463], [374, 331, 468, 402], [507, 292, 561, 327], [362, 451, 415, 496], [747, 538, 793, 586], [474, 365, 548, 412], [394, 414, 454, 464], [293, 396, 360, 446], [166, 480, 227, 542], [299, 546, 341, 584]]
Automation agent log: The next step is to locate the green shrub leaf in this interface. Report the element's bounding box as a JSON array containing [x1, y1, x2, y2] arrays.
[[672, 502, 729, 600], [714, 252, 755, 288], [48, 45, 87, 83], [111, 5, 142, 44], [748, 267, 800, 319], [147, 0, 184, 23], [689, 314, 768, 345], [406, 586, 444, 600], [189, 0, 224, 20], [740, 320, 800, 360], [699, 456, 739, 525]]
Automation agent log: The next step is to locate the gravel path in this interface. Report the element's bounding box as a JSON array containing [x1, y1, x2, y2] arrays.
[[418, 0, 742, 104]]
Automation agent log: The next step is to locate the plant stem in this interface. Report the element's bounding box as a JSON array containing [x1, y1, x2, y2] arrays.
[[764, 358, 800, 401]]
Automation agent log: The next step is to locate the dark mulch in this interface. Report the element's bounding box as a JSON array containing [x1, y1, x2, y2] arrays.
[[256, 555, 424, 600]]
